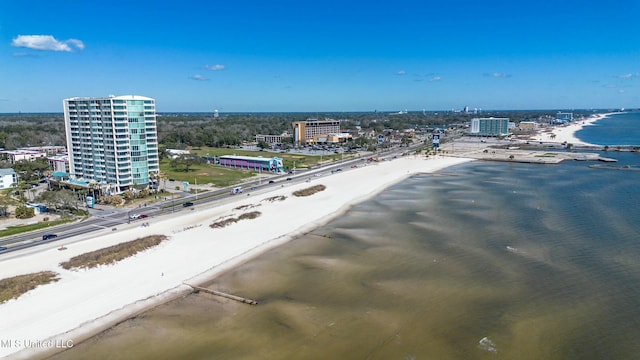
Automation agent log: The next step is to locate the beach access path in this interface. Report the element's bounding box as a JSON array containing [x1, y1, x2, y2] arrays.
[[0, 155, 473, 360]]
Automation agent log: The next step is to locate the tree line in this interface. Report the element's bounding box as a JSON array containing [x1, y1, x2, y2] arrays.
[[0, 110, 603, 151]]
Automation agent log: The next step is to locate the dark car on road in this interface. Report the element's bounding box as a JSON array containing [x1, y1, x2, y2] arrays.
[[268, 180, 275, 184], [0, 246, 7, 252], [42, 234, 58, 241], [286, 178, 292, 181], [183, 202, 194, 207]]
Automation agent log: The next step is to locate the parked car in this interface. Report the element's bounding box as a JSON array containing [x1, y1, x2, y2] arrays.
[[0, 246, 7, 252], [268, 180, 275, 184], [286, 177, 292, 181], [42, 234, 58, 241], [129, 213, 140, 220], [183, 202, 194, 207], [138, 214, 148, 219]]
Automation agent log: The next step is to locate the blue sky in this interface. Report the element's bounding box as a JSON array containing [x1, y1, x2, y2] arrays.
[[1, 0, 639, 113]]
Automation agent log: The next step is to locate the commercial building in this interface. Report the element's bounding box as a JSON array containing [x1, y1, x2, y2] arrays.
[[0, 168, 17, 189], [218, 155, 284, 173], [255, 132, 292, 145], [470, 117, 510, 136], [63, 95, 159, 193], [0, 149, 46, 164], [292, 118, 341, 145]]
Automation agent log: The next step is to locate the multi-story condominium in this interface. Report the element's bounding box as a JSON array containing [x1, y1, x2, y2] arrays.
[[470, 117, 510, 137], [556, 112, 573, 122], [63, 95, 159, 194], [292, 118, 341, 145]]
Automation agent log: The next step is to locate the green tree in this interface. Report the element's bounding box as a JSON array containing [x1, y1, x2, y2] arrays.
[[15, 205, 35, 219]]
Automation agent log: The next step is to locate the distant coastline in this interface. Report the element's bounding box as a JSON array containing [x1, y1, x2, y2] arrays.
[[531, 112, 619, 146]]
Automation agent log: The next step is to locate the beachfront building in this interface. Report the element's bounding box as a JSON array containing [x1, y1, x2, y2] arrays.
[[556, 112, 573, 123], [292, 118, 341, 145], [519, 121, 538, 131], [218, 155, 284, 173], [470, 117, 510, 137], [63, 95, 160, 194], [0, 168, 17, 189]]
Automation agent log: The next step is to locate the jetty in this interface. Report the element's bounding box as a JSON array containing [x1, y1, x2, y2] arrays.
[[184, 283, 258, 305]]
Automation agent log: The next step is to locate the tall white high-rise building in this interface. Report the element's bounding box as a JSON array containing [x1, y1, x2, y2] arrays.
[[63, 95, 160, 194]]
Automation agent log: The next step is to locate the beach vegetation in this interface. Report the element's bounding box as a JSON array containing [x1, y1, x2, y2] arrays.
[[262, 195, 287, 202], [292, 185, 326, 197], [59, 235, 168, 270], [210, 211, 262, 228], [0, 271, 59, 304]]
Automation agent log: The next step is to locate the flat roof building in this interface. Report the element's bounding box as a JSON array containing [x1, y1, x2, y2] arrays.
[[219, 155, 284, 173], [63, 95, 159, 193], [0, 168, 17, 190], [292, 118, 341, 145], [470, 117, 510, 137]]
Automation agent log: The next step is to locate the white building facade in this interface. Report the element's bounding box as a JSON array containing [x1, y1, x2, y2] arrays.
[[63, 95, 160, 193], [0, 168, 17, 189], [470, 117, 510, 136]]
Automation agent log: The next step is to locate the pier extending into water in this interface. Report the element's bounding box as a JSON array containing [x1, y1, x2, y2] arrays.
[[184, 283, 258, 305]]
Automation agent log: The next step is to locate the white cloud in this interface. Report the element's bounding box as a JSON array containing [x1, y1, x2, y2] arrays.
[[205, 64, 225, 71], [396, 70, 406, 76], [484, 72, 512, 78], [430, 76, 442, 82], [11, 35, 84, 52], [190, 74, 209, 81], [617, 73, 638, 79]]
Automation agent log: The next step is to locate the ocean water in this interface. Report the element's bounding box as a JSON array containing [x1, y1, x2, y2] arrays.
[[48, 132, 640, 359], [576, 112, 640, 146]]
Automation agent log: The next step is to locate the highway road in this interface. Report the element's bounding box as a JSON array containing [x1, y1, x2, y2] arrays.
[[0, 144, 415, 257]]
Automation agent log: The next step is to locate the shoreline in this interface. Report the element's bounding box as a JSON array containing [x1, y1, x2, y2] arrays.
[[0, 155, 473, 359], [531, 112, 618, 146]]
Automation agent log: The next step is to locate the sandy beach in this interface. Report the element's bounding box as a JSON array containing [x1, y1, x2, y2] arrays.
[[531, 113, 614, 146], [0, 155, 473, 359]]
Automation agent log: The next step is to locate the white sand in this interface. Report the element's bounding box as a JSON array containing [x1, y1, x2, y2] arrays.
[[0, 155, 473, 359], [531, 113, 613, 146]]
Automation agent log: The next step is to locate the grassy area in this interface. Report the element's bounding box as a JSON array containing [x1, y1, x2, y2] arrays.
[[159, 159, 255, 187], [293, 185, 327, 197], [187, 146, 349, 169], [0, 271, 59, 304], [0, 219, 71, 238], [160, 146, 356, 186], [60, 235, 167, 270]]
